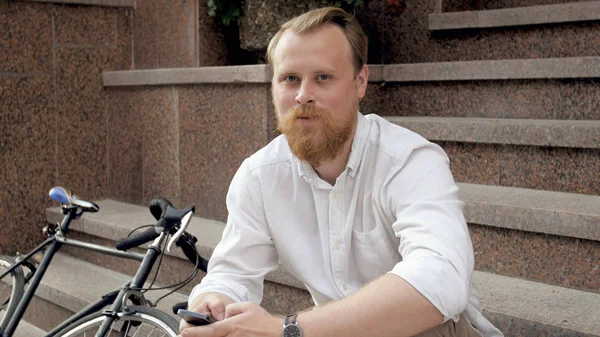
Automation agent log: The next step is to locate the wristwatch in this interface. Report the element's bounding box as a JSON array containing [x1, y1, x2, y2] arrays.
[[282, 314, 303, 337]]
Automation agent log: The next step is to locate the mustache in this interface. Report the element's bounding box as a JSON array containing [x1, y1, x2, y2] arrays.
[[286, 105, 328, 119]]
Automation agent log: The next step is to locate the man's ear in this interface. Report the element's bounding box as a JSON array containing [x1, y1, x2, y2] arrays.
[[356, 64, 369, 98]]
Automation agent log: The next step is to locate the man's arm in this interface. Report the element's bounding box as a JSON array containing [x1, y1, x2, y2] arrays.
[[188, 160, 280, 307], [299, 274, 442, 337]]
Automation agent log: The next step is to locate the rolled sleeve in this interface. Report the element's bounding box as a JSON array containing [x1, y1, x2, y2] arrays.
[[189, 160, 279, 306], [385, 145, 474, 321]]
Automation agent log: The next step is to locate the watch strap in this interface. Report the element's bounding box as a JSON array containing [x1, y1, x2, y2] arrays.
[[284, 314, 298, 326]]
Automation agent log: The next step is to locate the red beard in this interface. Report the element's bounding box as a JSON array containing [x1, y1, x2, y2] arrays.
[[276, 103, 357, 167]]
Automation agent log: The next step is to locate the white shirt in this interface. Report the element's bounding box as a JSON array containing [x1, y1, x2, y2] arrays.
[[190, 113, 503, 337]]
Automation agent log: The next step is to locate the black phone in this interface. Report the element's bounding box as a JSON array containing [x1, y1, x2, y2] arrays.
[[177, 309, 215, 326]]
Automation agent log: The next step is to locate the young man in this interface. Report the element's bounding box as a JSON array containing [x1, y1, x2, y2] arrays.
[[180, 7, 503, 337]]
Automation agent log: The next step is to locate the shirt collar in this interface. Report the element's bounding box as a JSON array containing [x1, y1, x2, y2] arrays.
[[296, 112, 370, 182]]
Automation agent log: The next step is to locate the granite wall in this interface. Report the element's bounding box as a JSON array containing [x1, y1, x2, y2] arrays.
[[106, 84, 273, 222], [234, 0, 600, 64], [0, 1, 133, 254]]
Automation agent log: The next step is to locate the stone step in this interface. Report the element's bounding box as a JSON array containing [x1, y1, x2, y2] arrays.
[[387, 117, 600, 149], [474, 271, 600, 336], [45, 200, 600, 336], [21, 253, 187, 332], [47, 189, 600, 293], [429, 1, 600, 31], [361, 59, 600, 121], [459, 183, 600, 294], [0, 311, 46, 337], [386, 117, 600, 195]]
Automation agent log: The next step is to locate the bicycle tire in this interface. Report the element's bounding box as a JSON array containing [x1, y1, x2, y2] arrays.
[[54, 305, 180, 337], [0, 255, 25, 333]]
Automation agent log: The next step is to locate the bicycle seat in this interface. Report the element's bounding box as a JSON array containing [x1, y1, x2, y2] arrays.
[[49, 186, 99, 212]]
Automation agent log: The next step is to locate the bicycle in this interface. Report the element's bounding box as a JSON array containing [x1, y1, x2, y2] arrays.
[[0, 186, 209, 337]]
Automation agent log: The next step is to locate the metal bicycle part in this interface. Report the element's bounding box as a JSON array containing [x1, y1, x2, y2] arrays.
[[0, 256, 25, 333], [54, 305, 179, 337]]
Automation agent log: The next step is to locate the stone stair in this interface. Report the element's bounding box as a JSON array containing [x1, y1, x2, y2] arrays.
[[43, 197, 600, 336]]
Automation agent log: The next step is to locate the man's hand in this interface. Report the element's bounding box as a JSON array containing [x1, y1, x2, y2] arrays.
[[180, 302, 280, 337], [180, 293, 236, 332]]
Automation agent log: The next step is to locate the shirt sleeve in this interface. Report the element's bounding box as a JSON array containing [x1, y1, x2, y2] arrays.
[[188, 160, 279, 306], [384, 144, 474, 322]]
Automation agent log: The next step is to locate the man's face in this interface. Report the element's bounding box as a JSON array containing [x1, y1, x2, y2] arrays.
[[271, 24, 368, 167]]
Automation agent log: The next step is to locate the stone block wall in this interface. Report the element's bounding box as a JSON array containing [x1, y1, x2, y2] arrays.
[[106, 82, 273, 222], [0, 1, 133, 254]]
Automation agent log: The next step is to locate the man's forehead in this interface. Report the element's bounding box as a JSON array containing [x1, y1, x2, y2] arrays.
[[272, 25, 352, 68]]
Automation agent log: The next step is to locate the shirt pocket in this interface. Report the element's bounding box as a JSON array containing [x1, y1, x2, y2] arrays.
[[350, 223, 400, 282]]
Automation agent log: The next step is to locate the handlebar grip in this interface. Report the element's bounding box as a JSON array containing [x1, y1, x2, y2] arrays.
[[116, 226, 161, 251], [148, 197, 173, 221], [178, 239, 209, 273]]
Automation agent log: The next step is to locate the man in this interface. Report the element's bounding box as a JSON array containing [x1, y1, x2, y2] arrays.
[[180, 7, 503, 337]]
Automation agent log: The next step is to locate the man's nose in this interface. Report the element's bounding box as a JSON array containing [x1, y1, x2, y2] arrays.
[[295, 81, 316, 105]]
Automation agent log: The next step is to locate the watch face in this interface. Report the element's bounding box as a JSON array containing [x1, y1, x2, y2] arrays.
[[283, 324, 302, 337]]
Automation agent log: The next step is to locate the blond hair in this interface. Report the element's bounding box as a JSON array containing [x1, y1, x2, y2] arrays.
[[266, 7, 368, 75]]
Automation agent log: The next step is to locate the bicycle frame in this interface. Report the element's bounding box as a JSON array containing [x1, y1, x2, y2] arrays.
[[0, 206, 167, 337]]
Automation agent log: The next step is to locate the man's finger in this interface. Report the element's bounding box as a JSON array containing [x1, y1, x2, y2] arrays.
[[181, 321, 229, 337], [206, 297, 226, 321], [224, 302, 249, 319]]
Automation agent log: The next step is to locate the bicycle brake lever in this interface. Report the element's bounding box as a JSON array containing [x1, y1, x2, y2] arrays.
[[167, 211, 193, 253]]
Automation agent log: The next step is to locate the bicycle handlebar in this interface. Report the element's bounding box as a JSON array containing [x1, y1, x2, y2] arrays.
[[115, 220, 164, 251], [149, 197, 173, 221]]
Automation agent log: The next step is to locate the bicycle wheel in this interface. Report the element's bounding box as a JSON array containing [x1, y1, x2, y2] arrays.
[[0, 255, 25, 332], [55, 305, 180, 337]]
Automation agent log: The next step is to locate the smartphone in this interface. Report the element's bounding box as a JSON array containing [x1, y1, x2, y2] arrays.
[[177, 309, 215, 326]]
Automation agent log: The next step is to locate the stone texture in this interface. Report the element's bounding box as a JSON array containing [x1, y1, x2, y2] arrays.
[[178, 84, 270, 221], [474, 271, 600, 335], [0, 75, 56, 255], [54, 5, 116, 47], [103, 65, 272, 87], [114, 7, 134, 71], [262, 281, 313, 315], [107, 87, 180, 205], [384, 0, 600, 64], [430, 2, 600, 31], [384, 57, 600, 82], [460, 183, 600, 241], [485, 312, 598, 337], [470, 224, 600, 293], [438, 142, 600, 195], [444, 0, 591, 12], [437, 142, 501, 186], [389, 117, 600, 148], [0, 0, 133, 253], [54, 48, 110, 200], [0, 2, 53, 73], [22, 296, 73, 332], [361, 80, 600, 120], [106, 88, 143, 204], [499, 145, 600, 196], [134, 0, 198, 69], [141, 87, 180, 206]]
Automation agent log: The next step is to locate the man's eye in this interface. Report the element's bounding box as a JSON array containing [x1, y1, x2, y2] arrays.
[[285, 76, 299, 82], [318, 74, 331, 81]]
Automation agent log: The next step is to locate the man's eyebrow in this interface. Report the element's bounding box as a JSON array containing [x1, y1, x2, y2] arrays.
[[277, 67, 338, 75]]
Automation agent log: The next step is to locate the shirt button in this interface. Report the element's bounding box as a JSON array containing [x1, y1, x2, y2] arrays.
[[334, 242, 341, 249], [342, 283, 348, 291], [332, 193, 339, 200]]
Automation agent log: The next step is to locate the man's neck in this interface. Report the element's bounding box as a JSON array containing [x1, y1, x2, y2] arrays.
[[314, 131, 355, 186]]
